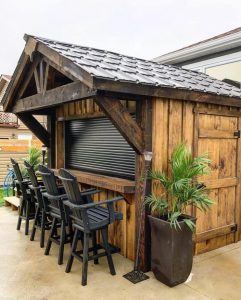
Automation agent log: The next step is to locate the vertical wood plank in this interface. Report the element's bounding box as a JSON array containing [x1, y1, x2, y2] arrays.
[[135, 98, 152, 272]]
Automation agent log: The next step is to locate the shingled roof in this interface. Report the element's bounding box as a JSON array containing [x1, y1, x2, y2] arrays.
[[34, 35, 241, 99]]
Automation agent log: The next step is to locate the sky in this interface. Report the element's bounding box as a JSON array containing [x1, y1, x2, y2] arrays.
[[0, 0, 241, 75]]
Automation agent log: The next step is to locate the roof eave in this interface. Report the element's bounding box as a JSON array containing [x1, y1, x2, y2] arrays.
[[94, 77, 241, 108]]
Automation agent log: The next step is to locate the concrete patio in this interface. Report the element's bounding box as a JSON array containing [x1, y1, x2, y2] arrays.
[[1, 206, 241, 300]]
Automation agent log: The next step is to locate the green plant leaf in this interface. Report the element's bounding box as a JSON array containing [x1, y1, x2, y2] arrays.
[[146, 142, 214, 230]]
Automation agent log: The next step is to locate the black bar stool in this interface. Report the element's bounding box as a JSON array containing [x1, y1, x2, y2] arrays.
[[59, 168, 123, 286], [38, 164, 71, 265], [24, 161, 52, 248], [10, 158, 35, 235]]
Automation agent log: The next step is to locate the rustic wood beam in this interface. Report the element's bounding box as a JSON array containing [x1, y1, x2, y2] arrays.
[[12, 81, 97, 113], [43, 62, 49, 95], [37, 41, 93, 87], [135, 99, 153, 272], [94, 78, 241, 108], [17, 113, 50, 147], [33, 60, 50, 95], [34, 68, 41, 93], [94, 96, 144, 154], [16, 53, 42, 100], [47, 112, 56, 168]]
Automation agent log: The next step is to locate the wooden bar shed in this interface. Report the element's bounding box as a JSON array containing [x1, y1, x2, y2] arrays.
[[3, 34, 241, 272]]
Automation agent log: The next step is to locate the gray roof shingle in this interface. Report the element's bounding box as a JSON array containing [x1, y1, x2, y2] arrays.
[[35, 36, 241, 99]]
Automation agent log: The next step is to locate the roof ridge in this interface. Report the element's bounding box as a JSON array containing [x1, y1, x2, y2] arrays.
[[26, 34, 155, 64]]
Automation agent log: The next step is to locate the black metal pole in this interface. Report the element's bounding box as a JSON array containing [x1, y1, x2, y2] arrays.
[[123, 151, 152, 284]]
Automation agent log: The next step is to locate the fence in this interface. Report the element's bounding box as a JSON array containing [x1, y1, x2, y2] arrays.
[[0, 139, 42, 184]]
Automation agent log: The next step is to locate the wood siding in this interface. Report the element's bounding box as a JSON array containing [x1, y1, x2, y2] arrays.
[[55, 97, 241, 260], [56, 99, 136, 260], [152, 98, 241, 254]]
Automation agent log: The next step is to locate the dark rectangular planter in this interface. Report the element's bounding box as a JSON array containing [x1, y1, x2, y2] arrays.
[[148, 214, 196, 287]]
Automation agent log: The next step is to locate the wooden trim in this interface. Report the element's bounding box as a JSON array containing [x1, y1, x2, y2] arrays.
[[94, 78, 241, 108], [194, 224, 237, 243], [199, 129, 238, 139], [53, 169, 135, 194], [203, 177, 239, 189], [94, 96, 144, 154], [17, 113, 50, 147], [192, 108, 199, 217], [235, 116, 241, 241], [57, 112, 105, 121], [12, 81, 97, 113], [57, 108, 136, 122], [194, 107, 241, 117]]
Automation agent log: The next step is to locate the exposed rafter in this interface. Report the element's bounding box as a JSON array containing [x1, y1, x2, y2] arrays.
[[94, 95, 144, 154]]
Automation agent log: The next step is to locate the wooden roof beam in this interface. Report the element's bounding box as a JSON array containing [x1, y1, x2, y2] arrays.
[[12, 81, 97, 113], [94, 95, 144, 154], [17, 113, 50, 147], [94, 78, 241, 108]]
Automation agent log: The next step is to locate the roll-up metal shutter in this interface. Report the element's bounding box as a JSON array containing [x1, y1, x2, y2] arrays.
[[65, 116, 136, 179]]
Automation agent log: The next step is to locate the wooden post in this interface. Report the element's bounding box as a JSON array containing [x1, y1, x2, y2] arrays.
[[135, 98, 153, 272], [47, 112, 56, 168]]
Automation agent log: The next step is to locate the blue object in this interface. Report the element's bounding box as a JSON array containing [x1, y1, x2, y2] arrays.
[[3, 168, 15, 197]]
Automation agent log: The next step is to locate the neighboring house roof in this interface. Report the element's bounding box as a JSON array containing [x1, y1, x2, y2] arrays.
[[32, 36, 241, 98], [0, 74, 12, 106], [1, 74, 11, 81], [153, 27, 241, 64]]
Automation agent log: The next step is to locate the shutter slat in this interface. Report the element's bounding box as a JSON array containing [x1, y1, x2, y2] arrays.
[[65, 116, 136, 179]]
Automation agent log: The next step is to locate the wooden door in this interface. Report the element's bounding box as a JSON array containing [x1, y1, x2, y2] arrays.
[[194, 109, 241, 254]]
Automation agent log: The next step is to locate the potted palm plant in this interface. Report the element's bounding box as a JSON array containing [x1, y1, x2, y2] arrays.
[[146, 143, 214, 287]]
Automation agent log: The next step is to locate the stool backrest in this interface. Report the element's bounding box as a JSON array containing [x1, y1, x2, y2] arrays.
[[10, 158, 23, 182], [24, 161, 44, 209], [24, 161, 38, 187], [38, 165, 59, 196], [59, 168, 86, 221], [10, 158, 27, 198], [59, 168, 84, 205]]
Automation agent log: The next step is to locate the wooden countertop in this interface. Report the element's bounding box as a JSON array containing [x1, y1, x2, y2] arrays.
[[53, 169, 135, 194]]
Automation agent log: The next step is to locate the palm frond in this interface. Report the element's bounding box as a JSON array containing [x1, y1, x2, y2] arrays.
[[147, 143, 214, 232]]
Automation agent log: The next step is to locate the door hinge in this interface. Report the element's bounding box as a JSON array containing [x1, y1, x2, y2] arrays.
[[231, 224, 238, 232], [234, 130, 240, 138]]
